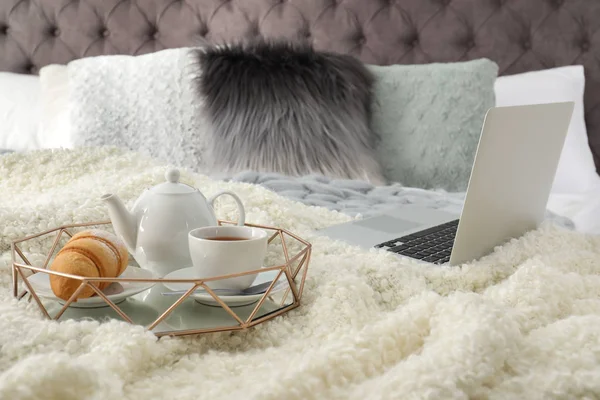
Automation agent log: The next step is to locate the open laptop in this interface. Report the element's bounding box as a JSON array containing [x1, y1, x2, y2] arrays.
[[318, 102, 575, 266]]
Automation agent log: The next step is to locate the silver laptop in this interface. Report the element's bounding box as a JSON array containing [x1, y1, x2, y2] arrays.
[[318, 102, 575, 266]]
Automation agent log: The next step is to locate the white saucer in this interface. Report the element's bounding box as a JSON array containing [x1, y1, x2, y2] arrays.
[[162, 267, 287, 307], [27, 265, 157, 309]]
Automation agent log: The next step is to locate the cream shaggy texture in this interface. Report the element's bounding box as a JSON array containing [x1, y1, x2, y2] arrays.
[[1, 147, 600, 400]]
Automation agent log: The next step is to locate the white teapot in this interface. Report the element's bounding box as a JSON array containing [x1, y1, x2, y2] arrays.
[[101, 168, 245, 276]]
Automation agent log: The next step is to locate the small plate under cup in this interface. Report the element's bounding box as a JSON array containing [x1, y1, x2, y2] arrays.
[[27, 265, 157, 308], [162, 267, 287, 307]]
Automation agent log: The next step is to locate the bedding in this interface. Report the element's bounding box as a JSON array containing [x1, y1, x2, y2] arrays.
[[36, 59, 600, 201], [47, 48, 213, 173], [38, 52, 497, 191], [495, 66, 600, 195], [368, 59, 498, 192], [1, 147, 600, 399], [24, 61, 600, 200], [227, 170, 575, 230], [0, 72, 41, 151], [38, 65, 71, 149], [4, 0, 600, 397], [0, 148, 589, 234], [547, 187, 600, 235], [194, 41, 385, 184]]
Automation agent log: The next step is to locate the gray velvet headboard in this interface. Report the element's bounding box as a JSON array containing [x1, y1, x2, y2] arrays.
[[2, 0, 599, 171]]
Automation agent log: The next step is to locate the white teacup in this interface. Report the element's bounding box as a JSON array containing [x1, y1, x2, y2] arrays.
[[188, 226, 268, 290]]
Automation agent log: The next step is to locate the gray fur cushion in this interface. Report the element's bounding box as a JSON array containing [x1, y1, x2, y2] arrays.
[[369, 59, 498, 192], [193, 41, 386, 185]]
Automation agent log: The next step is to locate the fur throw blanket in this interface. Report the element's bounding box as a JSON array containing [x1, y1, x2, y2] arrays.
[[1, 147, 600, 400]]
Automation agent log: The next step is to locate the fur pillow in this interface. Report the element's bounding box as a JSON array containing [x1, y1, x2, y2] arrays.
[[193, 41, 386, 184]]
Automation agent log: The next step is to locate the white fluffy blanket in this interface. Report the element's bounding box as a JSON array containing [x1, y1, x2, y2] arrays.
[[1, 147, 600, 400]]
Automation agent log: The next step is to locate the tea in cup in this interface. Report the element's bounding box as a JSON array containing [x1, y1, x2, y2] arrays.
[[188, 226, 268, 290]]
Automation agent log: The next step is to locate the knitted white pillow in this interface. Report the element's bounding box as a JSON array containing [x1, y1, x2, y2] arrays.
[[40, 47, 211, 173]]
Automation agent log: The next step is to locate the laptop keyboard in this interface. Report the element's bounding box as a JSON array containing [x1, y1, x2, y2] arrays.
[[374, 219, 459, 264]]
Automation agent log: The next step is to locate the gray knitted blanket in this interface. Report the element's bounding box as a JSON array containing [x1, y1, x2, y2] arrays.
[[227, 171, 575, 228]]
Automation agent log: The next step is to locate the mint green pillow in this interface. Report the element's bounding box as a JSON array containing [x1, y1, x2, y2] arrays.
[[368, 59, 498, 192]]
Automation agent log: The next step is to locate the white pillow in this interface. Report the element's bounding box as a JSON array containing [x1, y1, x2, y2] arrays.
[[38, 65, 72, 148], [40, 62, 600, 194], [495, 66, 600, 194], [39, 48, 212, 174], [0, 72, 41, 150]]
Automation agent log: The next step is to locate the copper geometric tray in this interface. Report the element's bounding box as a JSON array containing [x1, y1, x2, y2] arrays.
[[12, 220, 311, 337]]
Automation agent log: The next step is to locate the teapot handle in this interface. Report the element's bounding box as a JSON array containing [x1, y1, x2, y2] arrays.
[[207, 191, 246, 226]]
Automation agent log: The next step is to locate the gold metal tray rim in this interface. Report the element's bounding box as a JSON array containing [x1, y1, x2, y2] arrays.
[[11, 220, 311, 338]]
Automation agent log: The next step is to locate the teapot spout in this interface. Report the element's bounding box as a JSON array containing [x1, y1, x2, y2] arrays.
[[101, 193, 137, 252]]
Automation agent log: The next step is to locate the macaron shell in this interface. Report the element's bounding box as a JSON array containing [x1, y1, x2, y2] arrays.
[[62, 238, 120, 289], [49, 251, 100, 300], [70, 229, 129, 276]]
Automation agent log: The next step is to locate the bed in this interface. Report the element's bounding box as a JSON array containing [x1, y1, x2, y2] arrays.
[[2, 0, 600, 232], [1, 1, 600, 399]]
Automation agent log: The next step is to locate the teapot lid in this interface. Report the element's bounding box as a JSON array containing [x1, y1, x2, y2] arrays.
[[150, 169, 197, 194]]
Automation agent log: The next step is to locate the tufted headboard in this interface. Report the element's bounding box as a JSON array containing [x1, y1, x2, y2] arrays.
[[2, 0, 600, 171]]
